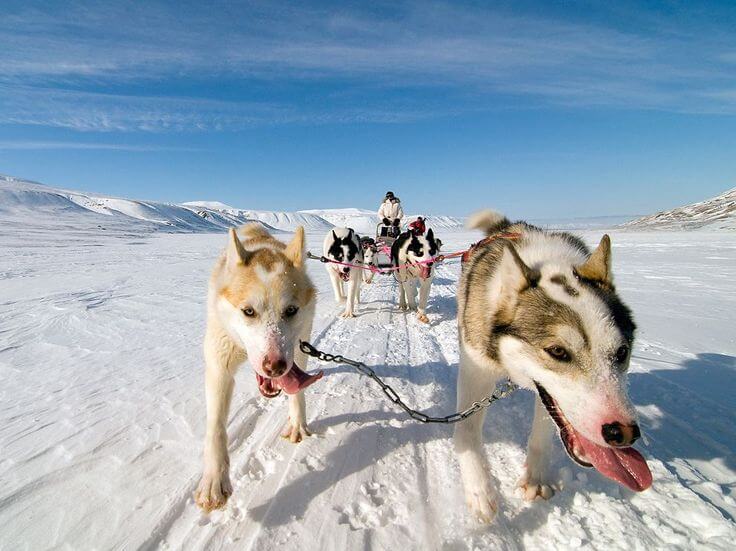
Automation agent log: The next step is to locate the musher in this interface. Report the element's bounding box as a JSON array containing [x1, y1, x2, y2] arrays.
[[378, 191, 404, 238]]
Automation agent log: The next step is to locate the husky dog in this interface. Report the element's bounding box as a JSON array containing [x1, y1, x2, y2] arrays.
[[361, 239, 378, 285], [454, 211, 652, 523], [391, 229, 439, 323], [195, 224, 320, 513], [323, 228, 363, 318]]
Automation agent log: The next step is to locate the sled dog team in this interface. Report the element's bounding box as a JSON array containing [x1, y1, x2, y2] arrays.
[[323, 226, 441, 323], [195, 210, 653, 525]]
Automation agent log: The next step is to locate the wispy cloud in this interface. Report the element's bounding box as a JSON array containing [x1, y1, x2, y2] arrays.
[[0, 140, 201, 151], [0, 0, 734, 131]]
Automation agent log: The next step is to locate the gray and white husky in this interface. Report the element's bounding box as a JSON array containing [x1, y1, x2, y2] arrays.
[[323, 227, 363, 318], [454, 210, 652, 523]]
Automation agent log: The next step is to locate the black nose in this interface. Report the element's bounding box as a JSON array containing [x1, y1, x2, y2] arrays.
[[602, 422, 640, 447], [262, 357, 287, 377], [342, 267, 350, 273]]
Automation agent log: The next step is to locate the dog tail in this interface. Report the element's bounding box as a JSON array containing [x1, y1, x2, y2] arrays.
[[466, 209, 509, 236]]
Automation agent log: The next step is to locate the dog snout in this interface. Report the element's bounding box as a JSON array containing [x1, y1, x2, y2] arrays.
[[262, 356, 288, 377], [601, 422, 641, 447]]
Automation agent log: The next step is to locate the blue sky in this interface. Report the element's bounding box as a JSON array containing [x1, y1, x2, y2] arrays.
[[0, 0, 735, 217]]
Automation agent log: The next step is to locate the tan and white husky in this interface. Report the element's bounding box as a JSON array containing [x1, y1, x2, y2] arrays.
[[195, 224, 320, 513], [454, 211, 652, 523]]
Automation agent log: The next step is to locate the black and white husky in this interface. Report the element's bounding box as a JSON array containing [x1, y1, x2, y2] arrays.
[[323, 227, 363, 318], [454, 210, 652, 523], [390, 228, 439, 323]]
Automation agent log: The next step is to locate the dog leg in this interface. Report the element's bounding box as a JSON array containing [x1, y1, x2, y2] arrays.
[[328, 269, 345, 304], [195, 330, 241, 512], [405, 280, 418, 311], [341, 273, 358, 318], [355, 271, 363, 305], [519, 397, 557, 501], [416, 277, 432, 323], [398, 278, 408, 310], [454, 345, 501, 523], [281, 391, 311, 443], [282, 320, 315, 442]]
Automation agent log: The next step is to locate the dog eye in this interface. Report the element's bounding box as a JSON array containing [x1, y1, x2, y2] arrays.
[[615, 345, 629, 363], [545, 346, 571, 362], [284, 305, 299, 318], [242, 307, 256, 317]]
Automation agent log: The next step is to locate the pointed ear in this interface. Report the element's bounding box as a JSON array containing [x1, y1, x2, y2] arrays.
[[575, 234, 612, 285], [285, 226, 306, 268], [226, 228, 251, 270], [347, 228, 354, 237], [426, 228, 434, 241], [332, 230, 338, 241], [495, 244, 539, 326]]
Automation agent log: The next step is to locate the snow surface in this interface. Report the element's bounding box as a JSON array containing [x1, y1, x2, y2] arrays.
[[1, 211, 735, 549]]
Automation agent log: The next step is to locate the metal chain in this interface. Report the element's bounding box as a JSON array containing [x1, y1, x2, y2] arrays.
[[299, 341, 518, 424]]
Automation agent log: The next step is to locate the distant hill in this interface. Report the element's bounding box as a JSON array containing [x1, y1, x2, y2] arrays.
[[0, 174, 464, 236], [623, 187, 736, 230]]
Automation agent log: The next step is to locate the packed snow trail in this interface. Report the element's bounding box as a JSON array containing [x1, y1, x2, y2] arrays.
[[0, 229, 735, 550]]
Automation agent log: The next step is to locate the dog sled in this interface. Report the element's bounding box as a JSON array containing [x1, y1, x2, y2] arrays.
[[371, 222, 401, 268]]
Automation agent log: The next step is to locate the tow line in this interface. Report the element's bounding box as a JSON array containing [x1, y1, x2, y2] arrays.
[[299, 341, 517, 424]]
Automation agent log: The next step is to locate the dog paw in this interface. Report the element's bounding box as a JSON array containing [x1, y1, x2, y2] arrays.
[[281, 420, 311, 443], [517, 470, 555, 501], [194, 469, 233, 512], [340, 311, 355, 319], [465, 488, 498, 524], [417, 313, 429, 324]]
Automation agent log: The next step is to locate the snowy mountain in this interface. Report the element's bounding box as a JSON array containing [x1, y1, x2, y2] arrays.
[[0, 174, 327, 235], [623, 187, 736, 230], [0, 174, 465, 237], [0, 174, 268, 235]]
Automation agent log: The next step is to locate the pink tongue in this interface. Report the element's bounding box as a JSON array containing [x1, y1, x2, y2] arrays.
[[420, 265, 431, 279], [255, 364, 323, 398], [575, 429, 652, 491]]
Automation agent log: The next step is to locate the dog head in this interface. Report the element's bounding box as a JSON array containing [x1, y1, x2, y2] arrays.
[[392, 229, 439, 279], [325, 228, 361, 277], [491, 235, 651, 491], [214, 227, 315, 380], [362, 243, 377, 266]]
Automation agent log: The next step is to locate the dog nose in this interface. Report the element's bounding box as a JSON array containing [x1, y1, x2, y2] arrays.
[[602, 422, 640, 447], [342, 267, 350, 274], [262, 356, 288, 377]]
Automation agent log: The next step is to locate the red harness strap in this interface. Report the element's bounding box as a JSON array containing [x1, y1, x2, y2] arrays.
[[461, 232, 521, 263]]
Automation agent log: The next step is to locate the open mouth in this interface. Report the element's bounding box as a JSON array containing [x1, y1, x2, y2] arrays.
[[535, 382, 652, 492], [338, 270, 350, 282], [255, 364, 324, 399]]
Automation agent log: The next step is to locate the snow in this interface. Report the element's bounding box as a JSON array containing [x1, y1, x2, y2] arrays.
[[624, 187, 736, 230], [1, 175, 735, 549]]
